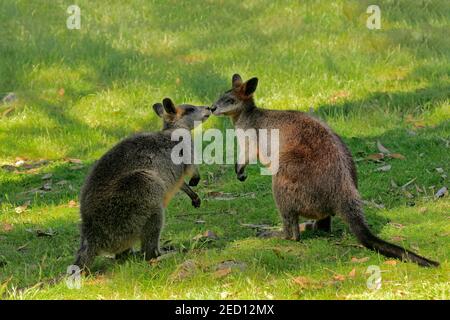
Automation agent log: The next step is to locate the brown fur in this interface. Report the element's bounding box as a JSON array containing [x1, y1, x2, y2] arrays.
[[74, 98, 210, 270], [210, 74, 439, 267]]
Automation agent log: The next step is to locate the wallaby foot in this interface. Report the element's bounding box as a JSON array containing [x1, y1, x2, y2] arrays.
[[181, 183, 201, 208], [141, 209, 164, 261], [237, 172, 247, 181], [191, 196, 201, 208], [74, 239, 96, 272], [143, 248, 161, 260]]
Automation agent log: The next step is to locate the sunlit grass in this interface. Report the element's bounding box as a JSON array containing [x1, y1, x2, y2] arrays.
[[0, 0, 449, 299]]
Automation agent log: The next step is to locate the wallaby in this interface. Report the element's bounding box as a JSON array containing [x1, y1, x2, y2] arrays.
[[210, 74, 439, 267], [74, 98, 211, 270]]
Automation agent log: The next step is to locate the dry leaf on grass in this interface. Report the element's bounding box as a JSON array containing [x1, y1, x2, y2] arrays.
[[214, 268, 232, 278], [377, 141, 391, 154], [375, 164, 391, 172], [362, 200, 385, 209], [1, 223, 13, 232], [329, 91, 350, 103], [193, 230, 218, 242], [348, 268, 357, 278], [292, 276, 314, 288], [351, 256, 369, 263], [215, 260, 247, 272], [1, 165, 16, 172], [68, 200, 78, 208], [272, 248, 284, 259], [389, 223, 405, 229], [391, 235, 405, 242], [292, 276, 325, 289], [170, 259, 198, 282], [366, 153, 384, 161], [418, 207, 427, 214], [70, 165, 84, 170], [435, 186, 448, 198], [389, 153, 406, 160], [206, 191, 256, 201], [15, 200, 31, 213], [2, 92, 17, 104], [384, 260, 398, 266], [17, 243, 29, 251], [240, 223, 274, 230], [67, 158, 82, 164], [26, 228, 57, 237], [333, 274, 346, 281], [41, 173, 52, 180], [41, 183, 52, 191]]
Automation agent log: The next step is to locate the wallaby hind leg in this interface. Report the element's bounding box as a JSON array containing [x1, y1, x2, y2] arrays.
[[141, 207, 164, 260], [74, 239, 96, 271], [281, 210, 300, 241]]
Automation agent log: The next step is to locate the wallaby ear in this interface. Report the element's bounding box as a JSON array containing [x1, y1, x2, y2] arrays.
[[232, 73, 243, 88], [162, 98, 177, 114], [243, 77, 258, 96], [152, 103, 164, 117]]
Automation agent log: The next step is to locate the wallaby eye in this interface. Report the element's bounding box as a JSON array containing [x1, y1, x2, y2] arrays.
[[225, 97, 235, 104], [185, 106, 195, 113]]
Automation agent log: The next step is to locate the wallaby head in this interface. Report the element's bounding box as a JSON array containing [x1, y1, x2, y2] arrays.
[[153, 97, 211, 130], [210, 74, 258, 116]]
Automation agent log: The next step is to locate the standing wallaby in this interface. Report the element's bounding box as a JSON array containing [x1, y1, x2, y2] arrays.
[[210, 74, 439, 267], [74, 98, 211, 270]]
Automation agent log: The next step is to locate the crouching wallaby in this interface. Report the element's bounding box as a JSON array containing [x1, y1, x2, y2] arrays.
[[74, 98, 211, 270], [210, 74, 439, 267]]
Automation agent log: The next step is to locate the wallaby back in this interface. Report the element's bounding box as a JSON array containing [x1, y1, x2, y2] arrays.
[[210, 74, 439, 267], [75, 98, 211, 270]]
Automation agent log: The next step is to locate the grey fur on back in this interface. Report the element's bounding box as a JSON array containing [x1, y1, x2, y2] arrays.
[[74, 98, 210, 270]]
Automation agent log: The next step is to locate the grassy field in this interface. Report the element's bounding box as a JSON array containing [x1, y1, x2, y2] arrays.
[[0, 0, 449, 299]]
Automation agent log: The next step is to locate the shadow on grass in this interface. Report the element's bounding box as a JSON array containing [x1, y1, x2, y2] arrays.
[[0, 109, 450, 284]]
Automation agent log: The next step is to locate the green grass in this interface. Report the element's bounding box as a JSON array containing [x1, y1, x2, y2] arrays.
[[0, 0, 449, 299]]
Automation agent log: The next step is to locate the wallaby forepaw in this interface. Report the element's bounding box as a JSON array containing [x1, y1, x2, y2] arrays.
[[189, 176, 200, 186], [237, 172, 247, 182], [192, 197, 201, 208]]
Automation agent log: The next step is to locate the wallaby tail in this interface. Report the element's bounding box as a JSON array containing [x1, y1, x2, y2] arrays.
[[340, 199, 439, 267], [74, 236, 96, 271]]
